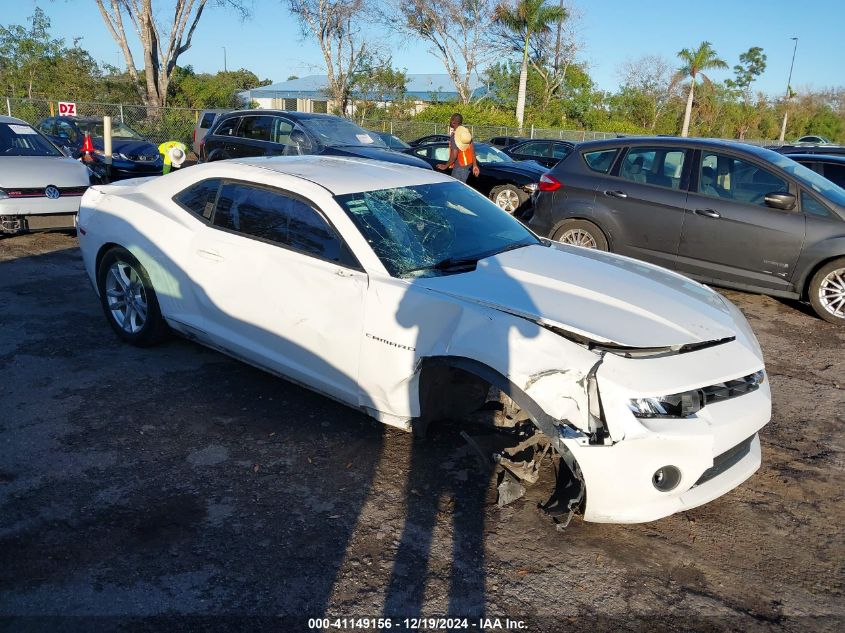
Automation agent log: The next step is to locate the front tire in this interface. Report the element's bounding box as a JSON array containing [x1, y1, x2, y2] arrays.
[[490, 184, 527, 214], [552, 220, 609, 251], [97, 247, 169, 346], [808, 258, 845, 324]]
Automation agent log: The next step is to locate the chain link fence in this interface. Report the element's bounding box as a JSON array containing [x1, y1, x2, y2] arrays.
[[4, 97, 201, 148], [5, 96, 781, 150], [360, 118, 622, 143]]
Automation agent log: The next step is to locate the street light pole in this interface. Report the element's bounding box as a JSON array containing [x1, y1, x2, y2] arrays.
[[222, 46, 228, 73], [778, 37, 798, 144]]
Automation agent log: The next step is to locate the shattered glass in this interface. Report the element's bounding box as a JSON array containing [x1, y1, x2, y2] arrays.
[[335, 182, 539, 277]]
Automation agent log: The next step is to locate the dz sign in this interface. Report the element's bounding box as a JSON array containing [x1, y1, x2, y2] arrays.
[[58, 102, 77, 116]]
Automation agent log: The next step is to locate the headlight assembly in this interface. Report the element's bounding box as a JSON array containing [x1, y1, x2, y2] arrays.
[[628, 370, 765, 419]]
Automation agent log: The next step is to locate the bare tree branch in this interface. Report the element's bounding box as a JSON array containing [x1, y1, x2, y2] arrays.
[[92, 0, 248, 108], [386, 0, 498, 104]]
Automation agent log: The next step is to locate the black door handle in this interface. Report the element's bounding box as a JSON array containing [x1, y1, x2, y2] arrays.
[[604, 190, 628, 198], [694, 209, 721, 219]]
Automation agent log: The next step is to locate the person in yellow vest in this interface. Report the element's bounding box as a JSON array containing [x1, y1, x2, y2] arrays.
[[436, 113, 480, 183], [158, 140, 187, 174]]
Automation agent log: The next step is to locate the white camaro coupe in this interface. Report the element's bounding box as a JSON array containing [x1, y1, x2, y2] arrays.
[[77, 156, 771, 524], [0, 115, 90, 234]]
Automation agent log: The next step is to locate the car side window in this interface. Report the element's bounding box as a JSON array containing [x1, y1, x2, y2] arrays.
[[822, 163, 845, 188], [619, 147, 686, 190], [552, 143, 573, 159], [432, 146, 451, 161], [699, 152, 788, 206], [214, 117, 239, 136], [583, 149, 618, 173], [238, 116, 274, 141], [55, 120, 78, 143], [516, 141, 550, 157], [413, 147, 430, 158], [174, 179, 221, 220], [801, 190, 833, 218], [213, 183, 345, 262], [200, 112, 217, 129], [38, 119, 55, 135]]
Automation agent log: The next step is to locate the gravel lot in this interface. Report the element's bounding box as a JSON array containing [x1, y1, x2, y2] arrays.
[[1, 232, 843, 632]]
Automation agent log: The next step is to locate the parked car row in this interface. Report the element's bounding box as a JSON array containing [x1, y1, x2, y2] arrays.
[[6, 106, 845, 326]]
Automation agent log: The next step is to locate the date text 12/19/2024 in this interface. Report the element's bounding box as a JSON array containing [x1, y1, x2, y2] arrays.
[[308, 618, 528, 630]]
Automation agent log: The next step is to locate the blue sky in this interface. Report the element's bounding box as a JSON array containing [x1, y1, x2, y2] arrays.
[[6, 0, 844, 96]]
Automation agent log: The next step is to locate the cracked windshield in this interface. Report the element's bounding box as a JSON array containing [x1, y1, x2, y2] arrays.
[[335, 181, 539, 278]]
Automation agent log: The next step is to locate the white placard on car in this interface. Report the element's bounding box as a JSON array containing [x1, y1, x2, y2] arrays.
[[9, 124, 37, 135]]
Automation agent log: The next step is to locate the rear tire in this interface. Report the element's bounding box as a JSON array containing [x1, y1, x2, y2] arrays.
[[808, 258, 845, 324], [552, 220, 609, 251], [97, 246, 169, 346]]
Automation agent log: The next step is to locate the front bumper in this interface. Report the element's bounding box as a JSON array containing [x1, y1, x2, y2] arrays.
[[560, 370, 770, 523]]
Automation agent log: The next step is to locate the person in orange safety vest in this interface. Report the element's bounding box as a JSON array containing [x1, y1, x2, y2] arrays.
[[436, 113, 480, 183]]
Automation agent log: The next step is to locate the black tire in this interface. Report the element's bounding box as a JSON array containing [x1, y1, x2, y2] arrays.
[[96, 246, 169, 346], [808, 257, 845, 325], [489, 184, 528, 214], [552, 219, 609, 251]]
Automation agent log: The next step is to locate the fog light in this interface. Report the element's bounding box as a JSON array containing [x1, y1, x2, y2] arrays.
[[652, 466, 681, 492]]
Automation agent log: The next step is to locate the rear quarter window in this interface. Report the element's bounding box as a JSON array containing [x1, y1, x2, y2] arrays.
[[582, 148, 619, 173], [174, 179, 221, 219], [213, 117, 239, 136]]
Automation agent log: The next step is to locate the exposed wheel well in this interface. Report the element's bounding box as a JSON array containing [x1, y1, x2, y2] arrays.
[[95, 242, 123, 281], [414, 356, 559, 439], [801, 255, 845, 300]]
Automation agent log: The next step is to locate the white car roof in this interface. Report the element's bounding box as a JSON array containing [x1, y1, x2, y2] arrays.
[[0, 115, 28, 125], [226, 156, 453, 195]]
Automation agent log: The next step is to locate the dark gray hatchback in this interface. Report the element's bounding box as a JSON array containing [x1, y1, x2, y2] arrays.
[[528, 137, 845, 324]]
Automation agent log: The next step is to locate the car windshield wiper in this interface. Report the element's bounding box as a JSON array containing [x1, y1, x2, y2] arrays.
[[404, 256, 482, 275], [403, 242, 535, 276]]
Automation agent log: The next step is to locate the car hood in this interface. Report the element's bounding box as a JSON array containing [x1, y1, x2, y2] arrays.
[[483, 160, 548, 179], [92, 138, 159, 156], [327, 145, 433, 169], [416, 243, 737, 348], [0, 156, 90, 187]]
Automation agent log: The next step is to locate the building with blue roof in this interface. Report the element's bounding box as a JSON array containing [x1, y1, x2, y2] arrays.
[[240, 73, 485, 114]]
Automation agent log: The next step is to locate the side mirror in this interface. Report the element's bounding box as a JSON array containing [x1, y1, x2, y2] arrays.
[[764, 192, 796, 211]]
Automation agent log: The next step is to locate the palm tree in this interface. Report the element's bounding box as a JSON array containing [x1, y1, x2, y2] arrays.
[[676, 41, 728, 137], [495, 0, 566, 129]]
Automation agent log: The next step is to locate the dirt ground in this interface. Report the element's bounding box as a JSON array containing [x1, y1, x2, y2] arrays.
[[0, 232, 842, 632]]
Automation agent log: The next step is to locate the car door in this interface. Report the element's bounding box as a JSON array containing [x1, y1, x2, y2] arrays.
[[190, 180, 367, 404], [678, 150, 805, 292], [227, 114, 278, 158], [204, 116, 241, 160], [593, 145, 691, 270]]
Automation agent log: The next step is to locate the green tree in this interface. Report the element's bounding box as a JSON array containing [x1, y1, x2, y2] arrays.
[[349, 61, 409, 120], [168, 66, 270, 108], [676, 41, 727, 137], [494, 0, 566, 128], [0, 8, 107, 100], [725, 46, 766, 138]]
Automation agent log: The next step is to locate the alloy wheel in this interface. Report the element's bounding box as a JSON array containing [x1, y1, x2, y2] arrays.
[[560, 228, 598, 249], [818, 267, 845, 319], [105, 260, 148, 334], [495, 189, 520, 213]]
